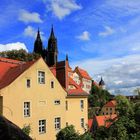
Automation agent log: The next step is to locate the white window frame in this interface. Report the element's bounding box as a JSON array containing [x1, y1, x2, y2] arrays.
[[38, 71, 45, 84], [39, 120, 46, 134], [55, 117, 61, 130], [24, 102, 30, 117], [81, 118, 84, 128]]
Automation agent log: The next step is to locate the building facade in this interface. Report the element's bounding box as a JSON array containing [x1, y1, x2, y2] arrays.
[[0, 57, 88, 140]]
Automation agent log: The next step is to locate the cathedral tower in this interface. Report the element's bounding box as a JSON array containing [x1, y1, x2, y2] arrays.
[[47, 26, 58, 66], [34, 28, 43, 55]]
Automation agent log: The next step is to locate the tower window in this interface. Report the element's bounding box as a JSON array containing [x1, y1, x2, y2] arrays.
[[26, 79, 31, 88], [38, 71, 45, 84]]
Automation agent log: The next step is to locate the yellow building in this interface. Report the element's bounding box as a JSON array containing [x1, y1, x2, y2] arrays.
[[101, 100, 117, 115], [0, 57, 88, 140]]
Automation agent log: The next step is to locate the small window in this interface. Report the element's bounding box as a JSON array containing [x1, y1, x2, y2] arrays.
[[39, 120, 46, 134], [54, 100, 60, 105], [55, 117, 61, 130], [38, 71, 45, 84], [80, 100, 84, 109], [110, 108, 112, 111], [106, 108, 108, 111], [51, 81, 54, 88], [27, 79, 30, 88], [81, 118, 84, 128], [66, 101, 68, 110], [24, 102, 30, 117], [66, 122, 68, 127]]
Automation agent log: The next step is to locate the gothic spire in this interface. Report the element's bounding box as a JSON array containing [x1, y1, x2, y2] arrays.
[[50, 25, 55, 39], [34, 28, 43, 55], [66, 54, 68, 61]]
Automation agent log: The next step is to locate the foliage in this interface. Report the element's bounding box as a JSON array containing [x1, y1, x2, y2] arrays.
[[115, 95, 133, 116], [0, 49, 40, 61], [88, 83, 113, 108], [92, 95, 140, 140], [56, 125, 93, 140], [22, 124, 31, 136]]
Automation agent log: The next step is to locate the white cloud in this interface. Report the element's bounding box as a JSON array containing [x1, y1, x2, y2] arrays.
[[24, 26, 36, 38], [71, 54, 140, 95], [18, 9, 43, 23], [0, 42, 28, 52], [76, 31, 90, 41], [46, 0, 82, 20], [99, 26, 115, 37], [23, 26, 45, 40]]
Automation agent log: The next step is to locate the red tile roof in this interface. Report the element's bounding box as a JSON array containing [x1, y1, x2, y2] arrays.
[[88, 119, 93, 130], [0, 57, 37, 89], [74, 66, 92, 80], [104, 100, 116, 107], [68, 77, 88, 96], [95, 114, 117, 128]]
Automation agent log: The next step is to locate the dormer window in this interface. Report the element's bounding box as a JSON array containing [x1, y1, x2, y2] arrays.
[[38, 71, 45, 84]]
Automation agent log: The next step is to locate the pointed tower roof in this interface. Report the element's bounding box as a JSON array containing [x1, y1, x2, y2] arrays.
[[66, 54, 68, 61], [34, 28, 43, 54], [99, 77, 105, 86], [49, 25, 56, 39]]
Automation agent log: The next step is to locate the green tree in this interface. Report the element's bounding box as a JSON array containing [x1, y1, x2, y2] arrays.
[[22, 124, 31, 136], [115, 95, 133, 116], [56, 125, 80, 140], [0, 49, 40, 61]]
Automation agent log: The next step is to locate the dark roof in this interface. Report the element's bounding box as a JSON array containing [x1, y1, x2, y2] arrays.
[[99, 77, 105, 86], [0, 116, 32, 140]]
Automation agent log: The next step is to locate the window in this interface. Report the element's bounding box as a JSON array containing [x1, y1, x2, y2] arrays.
[[110, 108, 112, 111], [24, 102, 30, 117], [38, 71, 45, 84], [55, 117, 61, 130], [80, 100, 84, 109], [81, 118, 84, 128], [54, 100, 60, 105], [26, 79, 30, 88], [66, 122, 68, 127], [39, 120, 46, 134], [106, 108, 108, 111], [66, 101, 68, 110], [51, 81, 54, 88]]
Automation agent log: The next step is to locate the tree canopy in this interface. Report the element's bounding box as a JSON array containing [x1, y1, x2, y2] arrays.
[[0, 49, 40, 61]]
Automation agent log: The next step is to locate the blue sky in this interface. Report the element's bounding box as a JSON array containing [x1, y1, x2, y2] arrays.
[[0, 0, 140, 95]]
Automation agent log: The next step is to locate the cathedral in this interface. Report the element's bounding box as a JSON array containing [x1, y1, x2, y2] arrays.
[[33, 26, 58, 67], [33, 26, 105, 92]]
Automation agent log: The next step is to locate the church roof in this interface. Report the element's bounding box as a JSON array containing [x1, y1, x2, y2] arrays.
[[99, 77, 105, 86]]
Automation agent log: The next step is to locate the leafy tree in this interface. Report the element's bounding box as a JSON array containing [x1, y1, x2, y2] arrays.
[[0, 49, 40, 61], [56, 125, 93, 140], [115, 95, 133, 116], [56, 125, 80, 140], [88, 84, 113, 108], [22, 124, 31, 136]]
